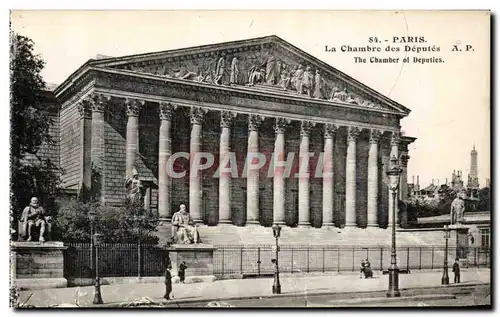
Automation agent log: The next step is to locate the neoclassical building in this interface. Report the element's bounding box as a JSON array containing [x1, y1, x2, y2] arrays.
[[50, 35, 415, 229]]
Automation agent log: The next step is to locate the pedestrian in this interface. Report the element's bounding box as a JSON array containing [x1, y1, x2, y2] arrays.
[[164, 261, 173, 300], [179, 261, 188, 283], [363, 259, 373, 278], [452, 258, 460, 283]]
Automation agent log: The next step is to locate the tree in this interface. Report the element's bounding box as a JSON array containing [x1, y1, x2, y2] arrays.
[[54, 201, 160, 244], [10, 32, 62, 231], [477, 187, 491, 211]]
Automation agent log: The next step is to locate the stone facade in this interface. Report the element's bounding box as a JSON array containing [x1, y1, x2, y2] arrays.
[[48, 36, 415, 230]]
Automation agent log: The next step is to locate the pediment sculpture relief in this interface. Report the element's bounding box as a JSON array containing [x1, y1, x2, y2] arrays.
[[120, 49, 387, 110]]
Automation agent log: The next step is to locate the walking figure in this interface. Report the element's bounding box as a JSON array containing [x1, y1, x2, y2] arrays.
[[452, 258, 461, 283], [360, 258, 373, 279], [164, 262, 173, 300], [179, 262, 188, 283]]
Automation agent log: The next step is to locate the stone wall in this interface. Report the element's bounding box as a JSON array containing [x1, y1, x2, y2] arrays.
[[59, 102, 80, 189]]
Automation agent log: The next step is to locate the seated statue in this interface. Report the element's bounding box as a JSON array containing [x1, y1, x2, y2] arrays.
[[171, 204, 201, 244], [19, 197, 52, 242]]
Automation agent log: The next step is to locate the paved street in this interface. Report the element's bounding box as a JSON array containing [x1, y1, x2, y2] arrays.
[[17, 268, 490, 307]]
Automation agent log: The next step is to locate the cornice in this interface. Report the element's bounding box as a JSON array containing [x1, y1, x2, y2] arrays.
[[54, 36, 410, 116], [93, 66, 405, 119]]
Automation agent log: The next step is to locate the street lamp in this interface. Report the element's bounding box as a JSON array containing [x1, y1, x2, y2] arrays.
[[441, 225, 451, 285], [89, 209, 103, 305], [93, 233, 103, 304], [272, 223, 282, 294], [386, 155, 402, 298]]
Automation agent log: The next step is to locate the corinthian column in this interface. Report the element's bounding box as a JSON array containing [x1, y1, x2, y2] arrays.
[[273, 118, 289, 225], [246, 115, 262, 225], [389, 131, 400, 228], [189, 107, 205, 223], [298, 121, 315, 227], [125, 98, 144, 178], [77, 98, 92, 197], [400, 152, 410, 202], [345, 126, 360, 227], [219, 111, 235, 224], [158, 102, 175, 220], [90, 93, 109, 205], [322, 124, 338, 227], [367, 129, 382, 227]]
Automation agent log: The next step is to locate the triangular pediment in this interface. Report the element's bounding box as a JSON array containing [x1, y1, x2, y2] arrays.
[[88, 36, 410, 115]]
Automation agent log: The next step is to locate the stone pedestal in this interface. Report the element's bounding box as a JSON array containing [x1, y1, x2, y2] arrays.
[[449, 224, 471, 265], [11, 241, 67, 290], [168, 244, 217, 283]]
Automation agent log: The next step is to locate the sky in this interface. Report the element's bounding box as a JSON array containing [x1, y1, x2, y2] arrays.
[[10, 10, 491, 188]]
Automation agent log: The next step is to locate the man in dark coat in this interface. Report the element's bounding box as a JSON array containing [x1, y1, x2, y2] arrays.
[[178, 262, 188, 284], [452, 258, 461, 283], [164, 262, 173, 300]]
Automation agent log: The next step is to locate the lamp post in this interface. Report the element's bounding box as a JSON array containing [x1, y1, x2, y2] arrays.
[[93, 233, 103, 304], [272, 223, 281, 294], [89, 209, 103, 305], [441, 225, 450, 285], [386, 155, 402, 298]]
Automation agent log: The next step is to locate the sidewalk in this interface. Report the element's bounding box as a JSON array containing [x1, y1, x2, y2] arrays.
[[17, 268, 490, 307]]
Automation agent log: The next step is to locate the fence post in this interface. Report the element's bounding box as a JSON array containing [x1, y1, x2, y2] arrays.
[[419, 247, 422, 270], [222, 248, 225, 279], [257, 247, 261, 276], [291, 248, 294, 273], [406, 247, 410, 272], [352, 248, 355, 272], [474, 248, 477, 267], [138, 241, 141, 278], [337, 248, 340, 273], [307, 248, 310, 273], [322, 248, 325, 273], [431, 247, 434, 270], [240, 247, 243, 275], [380, 247, 383, 271]]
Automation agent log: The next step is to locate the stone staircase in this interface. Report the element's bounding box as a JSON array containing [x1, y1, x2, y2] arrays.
[[157, 224, 449, 247]]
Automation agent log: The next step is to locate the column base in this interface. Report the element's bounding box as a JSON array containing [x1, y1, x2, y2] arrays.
[[321, 222, 336, 228], [273, 221, 286, 225], [218, 220, 233, 225], [345, 222, 358, 228], [366, 223, 379, 228], [297, 222, 311, 227], [245, 221, 260, 226]]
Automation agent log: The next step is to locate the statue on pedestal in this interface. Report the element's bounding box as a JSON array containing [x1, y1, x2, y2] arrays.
[[19, 197, 52, 242], [171, 204, 201, 244], [125, 168, 144, 209], [450, 192, 466, 225]]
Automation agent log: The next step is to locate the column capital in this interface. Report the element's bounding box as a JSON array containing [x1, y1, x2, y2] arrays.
[[248, 114, 264, 131], [159, 102, 176, 120], [190, 106, 207, 125], [125, 98, 145, 117], [89, 93, 110, 113], [221, 111, 236, 128], [274, 117, 291, 134], [324, 123, 339, 139], [300, 121, 316, 138], [77, 99, 92, 119], [400, 152, 410, 167], [391, 131, 401, 146], [369, 129, 383, 144], [347, 126, 361, 142]]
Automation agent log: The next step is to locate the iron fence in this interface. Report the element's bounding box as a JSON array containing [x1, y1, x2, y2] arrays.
[[63, 243, 490, 279], [213, 245, 491, 278]]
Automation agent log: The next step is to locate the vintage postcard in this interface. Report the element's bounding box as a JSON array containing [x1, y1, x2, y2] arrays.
[[9, 10, 491, 308]]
